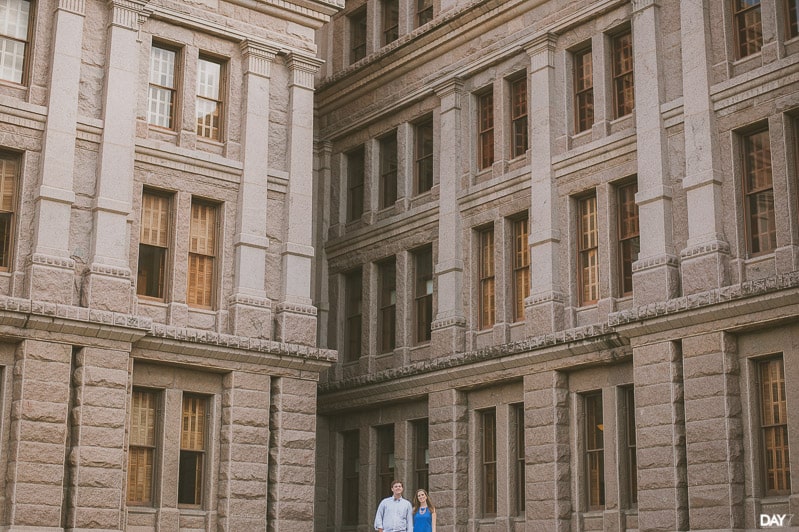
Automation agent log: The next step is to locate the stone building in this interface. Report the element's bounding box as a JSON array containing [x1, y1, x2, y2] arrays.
[[0, 0, 339, 528], [312, 0, 799, 530]]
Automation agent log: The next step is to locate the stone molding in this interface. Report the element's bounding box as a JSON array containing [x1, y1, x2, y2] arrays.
[[525, 291, 566, 305], [433, 78, 465, 111], [228, 293, 273, 308], [88, 262, 132, 279], [632, 0, 660, 14], [431, 316, 467, 330], [240, 41, 279, 78], [286, 53, 323, 90], [631, 253, 679, 272], [58, 0, 86, 16], [30, 253, 76, 269], [274, 301, 318, 316], [108, 0, 148, 30], [680, 240, 732, 259], [524, 33, 557, 71]]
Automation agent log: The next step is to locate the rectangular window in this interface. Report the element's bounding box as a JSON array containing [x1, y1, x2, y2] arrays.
[[376, 424, 395, 498], [760, 356, 790, 495], [482, 409, 497, 516], [344, 268, 363, 363], [414, 246, 433, 344], [734, 0, 763, 59], [187, 200, 216, 309], [512, 216, 529, 322], [137, 191, 170, 299], [574, 47, 594, 134], [624, 387, 637, 507], [478, 227, 495, 329], [347, 146, 365, 222], [378, 259, 396, 354], [478, 91, 494, 170], [416, 0, 433, 26], [127, 389, 157, 505], [611, 30, 634, 119], [743, 129, 776, 255], [415, 118, 434, 194], [148, 44, 178, 129], [0, 152, 17, 270], [578, 194, 599, 305], [585, 392, 605, 511], [413, 419, 429, 490], [0, 0, 31, 84], [350, 8, 367, 63], [511, 77, 528, 158], [379, 133, 398, 209], [178, 394, 206, 506], [196, 56, 223, 141], [382, 0, 399, 45], [788, 0, 799, 39], [514, 403, 525, 515], [618, 182, 639, 296], [342, 430, 360, 525]]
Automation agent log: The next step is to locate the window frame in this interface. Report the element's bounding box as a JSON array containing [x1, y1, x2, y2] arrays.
[[617, 181, 639, 297], [733, 0, 763, 59], [0, 151, 19, 272], [413, 419, 429, 490], [481, 408, 498, 517], [573, 46, 594, 134], [379, 132, 398, 209], [510, 76, 528, 159], [623, 386, 637, 508], [187, 199, 218, 309], [511, 215, 529, 322], [611, 29, 634, 119], [137, 189, 172, 300], [478, 89, 495, 170], [344, 268, 363, 363], [148, 42, 180, 130], [378, 258, 397, 354], [349, 7, 367, 63], [741, 127, 776, 256], [758, 355, 791, 496], [414, 246, 433, 345], [416, 0, 433, 27], [178, 393, 208, 508], [787, 0, 799, 39], [0, 0, 33, 86], [381, 0, 399, 45], [127, 388, 159, 506], [414, 117, 434, 195], [478, 226, 495, 330], [584, 391, 605, 512], [342, 430, 360, 526], [376, 424, 395, 499], [347, 146, 365, 222], [577, 193, 599, 306], [195, 54, 225, 142], [513, 403, 525, 516]]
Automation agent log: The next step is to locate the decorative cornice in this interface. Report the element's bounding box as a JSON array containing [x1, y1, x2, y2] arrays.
[[525, 291, 566, 306], [275, 301, 318, 316], [108, 0, 148, 30], [524, 33, 557, 72], [631, 253, 680, 273], [680, 240, 732, 260], [240, 41, 279, 78], [30, 253, 75, 270], [286, 53, 323, 90], [228, 294, 272, 308], [431, 316, 467, 330], [89, 263, 132, 279], [58, 0, 86, 16]]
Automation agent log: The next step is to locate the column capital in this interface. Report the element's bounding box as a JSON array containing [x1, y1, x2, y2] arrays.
[[286, 53, 323, 90], [240, 41, 280, 78], [523, 32, 558, 70], [59, 0, 86, 15], [433, 77, 464, 111], [632, 0, 660, 15], [108, 0, 149, 30]]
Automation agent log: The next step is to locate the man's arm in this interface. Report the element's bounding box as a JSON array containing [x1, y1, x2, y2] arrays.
[[406, 501, 414, 532], [374, 499, 385, 531]]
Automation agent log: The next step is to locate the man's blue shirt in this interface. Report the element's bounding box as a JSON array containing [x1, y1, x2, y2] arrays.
[[374, 495, 413, 532]]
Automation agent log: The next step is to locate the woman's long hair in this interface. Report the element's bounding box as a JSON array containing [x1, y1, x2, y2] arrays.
[[412, 489, 435, 515]]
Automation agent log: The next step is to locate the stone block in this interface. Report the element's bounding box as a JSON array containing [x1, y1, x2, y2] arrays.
[[26, 262, 75, 305], [228, 301, 272, 339], [81, 270, 132, 313], [274, 307, 317, 346]]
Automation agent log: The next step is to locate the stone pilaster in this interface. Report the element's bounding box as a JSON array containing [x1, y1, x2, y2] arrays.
[[682, 332, 744, 529], [313, 140, 333, 348], [27, 0, 87, 305], [267, 377, 318, 531], [428, 389, 468, 531], [227, 42, 279, 339], [218, 371, 271, 531], [678, 0, 731, 295], [630, 0, 680, 305], [5, 340, 72, 528], [523, 370, 570, 532], [430, 79, 466, 355], [634, 341, 689, 531], [523, 34, 566, 335], [63, 347, 129, 530], [82, 0, 149, 312], [274, 54, 323, 346]]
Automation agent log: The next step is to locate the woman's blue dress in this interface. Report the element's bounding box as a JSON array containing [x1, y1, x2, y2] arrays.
[[414, 508, 433, 532]]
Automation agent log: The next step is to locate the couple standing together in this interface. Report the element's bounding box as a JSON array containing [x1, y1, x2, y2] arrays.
[[373, 480, 436, 532]]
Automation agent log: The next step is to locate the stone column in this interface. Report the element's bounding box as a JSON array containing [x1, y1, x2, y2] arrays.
[[5, 340, 72, 528], [82, 0, 148, 312], [63, 347, 130, 531], [633, 340, 689, 531], [313, 140, 333, 348], [682, 332, 744, 529], [523, 370, 570, 532], [267, 376, 318, 531], [228, 42, 279, 339], [428, 389, 468, 531], [274, 54, 323, 347], [430, 79, 466, 355], [523, 34, 566, 336], [678, 0, 731, 294], [630, 0, 680, 305], [27, 0, 86, 304], [218, 371, 271, 530]]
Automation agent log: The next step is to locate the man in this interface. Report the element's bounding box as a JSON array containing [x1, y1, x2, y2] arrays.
[[374, 480, 414, 532]]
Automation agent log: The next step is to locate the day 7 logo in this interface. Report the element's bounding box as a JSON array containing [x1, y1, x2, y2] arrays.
[[760, 513, 792, 528]]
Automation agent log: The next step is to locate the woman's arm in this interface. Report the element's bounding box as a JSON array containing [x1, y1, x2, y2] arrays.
[[432, 509, 437, 532]]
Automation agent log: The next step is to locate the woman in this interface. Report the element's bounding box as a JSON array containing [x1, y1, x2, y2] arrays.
[[412, 489, 436, 532]]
